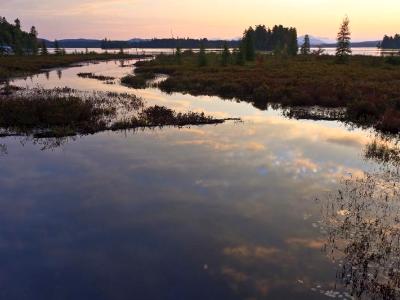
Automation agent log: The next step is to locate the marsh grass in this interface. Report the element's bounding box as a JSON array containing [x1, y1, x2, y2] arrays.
[[135, 53, 400, 133], [77, 72, 116, 81], [0, 87, 231, 138], [121, 72, 156, 89]]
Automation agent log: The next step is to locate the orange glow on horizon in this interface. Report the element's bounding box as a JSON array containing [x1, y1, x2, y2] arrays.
[[2, 0, 399, 41]]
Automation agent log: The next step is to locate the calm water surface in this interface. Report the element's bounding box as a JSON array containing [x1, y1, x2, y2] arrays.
[[0, 60, 396, 299]]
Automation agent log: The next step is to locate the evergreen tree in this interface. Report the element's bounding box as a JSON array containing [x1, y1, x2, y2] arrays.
[[287, 27, 298, 56], [381, 34, 400, 49], [198, 41, 207, 67], [221, 42, 230, 66], [243, 27, 255, 61], [14, 18, 21, 29], [300, 34, 311, 55], [40, 40, 48, 55], [29, 26, 38, 54], [336, 16, 352, 62], [54, 40, 61, 55]]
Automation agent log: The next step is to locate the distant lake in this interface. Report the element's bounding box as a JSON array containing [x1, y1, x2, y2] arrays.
[[0, 59, 398, 299], [48, 47, 399, 56]]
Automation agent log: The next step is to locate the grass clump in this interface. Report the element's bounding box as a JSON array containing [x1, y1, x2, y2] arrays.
[[121, 72, 156, 89], [77, 72, 115, 81]]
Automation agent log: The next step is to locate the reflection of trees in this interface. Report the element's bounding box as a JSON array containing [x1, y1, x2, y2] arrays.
[[320, 169, 400, 299]]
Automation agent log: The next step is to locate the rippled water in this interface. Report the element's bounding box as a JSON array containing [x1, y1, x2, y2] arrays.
[[0, 59, 397, 299]]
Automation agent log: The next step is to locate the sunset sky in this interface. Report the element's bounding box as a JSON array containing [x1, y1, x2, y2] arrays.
[[1, 0, 399, 41]]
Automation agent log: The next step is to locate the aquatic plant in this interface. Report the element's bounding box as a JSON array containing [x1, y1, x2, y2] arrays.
[[319, 169, 400, 299]]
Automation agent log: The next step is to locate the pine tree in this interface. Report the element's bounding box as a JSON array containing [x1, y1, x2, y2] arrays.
[[54, 40, 61, 55], [221, 42, 230, 66], [336, 16, 352, 62], [40, 40, 48, 55], [29, 26, 38, 55], [300, 34, 311, 55], [243, 27, 255, 61], [287, 28, 298, 56], [198, 41, 207, 67]]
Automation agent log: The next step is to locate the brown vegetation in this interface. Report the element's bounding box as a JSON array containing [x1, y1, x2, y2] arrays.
[[135, 53, 400, 133], [0, 88, 232, 138]]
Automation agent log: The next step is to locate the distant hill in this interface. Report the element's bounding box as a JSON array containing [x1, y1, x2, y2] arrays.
[[319, 41, 381, 48], [298, 35, 333, 46]]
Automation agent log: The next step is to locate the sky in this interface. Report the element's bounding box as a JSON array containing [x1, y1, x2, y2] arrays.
[[1, 0, 399, 41]]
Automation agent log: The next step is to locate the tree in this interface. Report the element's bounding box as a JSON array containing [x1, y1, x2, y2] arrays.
[[287, 28, 298, 56], [54, 40, 61, 55], [40, 40, 48, 55], [198, 41, 207, 67], [29, 26, 38, 54], [300, 34, 311, 55], [14, 18, 21, 29], [221, 42, 230, 66], [336, 16, 352, 62], [243, 27, 255, 61], [0, 17, 39, 55]]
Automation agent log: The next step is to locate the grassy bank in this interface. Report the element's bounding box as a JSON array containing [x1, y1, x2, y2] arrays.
[[131, 53, 400, 133], [0, 53, 149, 81]]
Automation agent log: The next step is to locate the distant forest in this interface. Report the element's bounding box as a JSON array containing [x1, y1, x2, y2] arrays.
[[0, 16, 38, 54], [380, 34, 400, 49], [100, 24, 297, 53], [101, 38, 240, 49], [244, 25, 298, 54]]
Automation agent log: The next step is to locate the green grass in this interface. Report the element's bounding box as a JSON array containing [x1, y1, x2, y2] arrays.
[[0, 53, 148, 81], [135, 53, 400, 133]]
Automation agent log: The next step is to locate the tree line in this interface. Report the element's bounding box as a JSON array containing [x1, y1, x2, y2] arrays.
[[0, 16, 38, 55], [380, 34, 400, 49], [101, 38, 241, 49], [191, 17, 352, 67]]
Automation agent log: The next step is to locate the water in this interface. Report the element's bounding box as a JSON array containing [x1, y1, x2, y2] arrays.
[[51, 47, 400, 56], [1, 60, 397, 299]]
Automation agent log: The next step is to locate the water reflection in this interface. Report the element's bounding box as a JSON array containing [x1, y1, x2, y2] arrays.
[[2, 59, 400, 299], [317, 134, 400, 299]]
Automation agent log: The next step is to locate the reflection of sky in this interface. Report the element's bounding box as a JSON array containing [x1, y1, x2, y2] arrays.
[[1, 61, 380, 299]]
